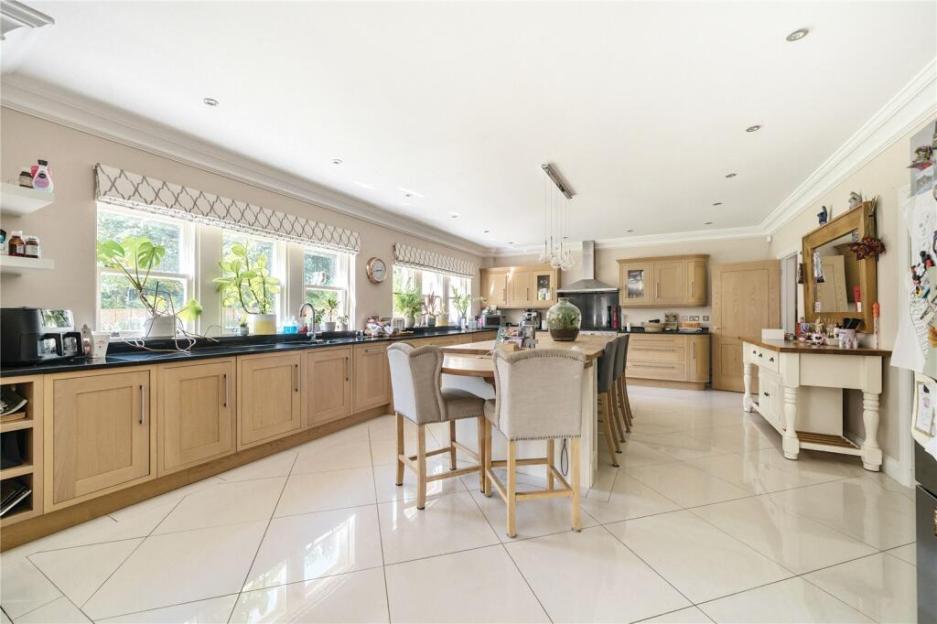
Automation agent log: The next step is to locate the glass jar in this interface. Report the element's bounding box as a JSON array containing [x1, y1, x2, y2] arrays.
[[24, 236, 40, 258], [546, 297, 581, 342], [8, 230, 25, 257]]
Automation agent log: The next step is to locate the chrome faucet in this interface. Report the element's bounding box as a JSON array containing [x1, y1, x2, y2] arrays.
[[298, 303, 318, 341]]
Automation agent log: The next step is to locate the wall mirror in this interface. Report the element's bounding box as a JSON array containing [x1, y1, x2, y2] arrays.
[[802, 201, 878, 331]]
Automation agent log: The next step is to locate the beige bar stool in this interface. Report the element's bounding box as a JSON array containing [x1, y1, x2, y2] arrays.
[[387, 343, 486, 510], [614, 334, 634, 434], [596, 338, 621, 465], [482, 349, 586, 538]]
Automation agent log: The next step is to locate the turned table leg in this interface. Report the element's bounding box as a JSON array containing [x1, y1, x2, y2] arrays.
[[742, 361, 754, 413], [782, 386, 800, 460], [861, 392, 883, 471]]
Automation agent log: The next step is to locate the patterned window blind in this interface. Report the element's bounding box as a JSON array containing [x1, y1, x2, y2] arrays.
[[393, 242, 476, 277], [94, 164, 360, 254]]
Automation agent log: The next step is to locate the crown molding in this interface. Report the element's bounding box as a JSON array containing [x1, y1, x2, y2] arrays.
[[0, 74, 496, 258], [760, 57, 937, 235]]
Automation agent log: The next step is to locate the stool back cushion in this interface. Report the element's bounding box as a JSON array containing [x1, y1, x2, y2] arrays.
[[596, 339, 618, 393], [387, 343, 445, 424], [489, 349, 585, 441], [614, 334, 629, 378]]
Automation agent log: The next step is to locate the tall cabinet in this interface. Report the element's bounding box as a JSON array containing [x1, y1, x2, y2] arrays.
[[618, 255, 708, 307], [480, 264, 558, 309]]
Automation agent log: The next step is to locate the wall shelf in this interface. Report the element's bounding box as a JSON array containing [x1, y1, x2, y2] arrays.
[[1, 183, 55, 217], [0, 255, 55, 275]]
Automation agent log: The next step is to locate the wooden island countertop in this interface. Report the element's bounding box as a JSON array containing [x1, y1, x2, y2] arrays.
[[442, 334, 613, 362]]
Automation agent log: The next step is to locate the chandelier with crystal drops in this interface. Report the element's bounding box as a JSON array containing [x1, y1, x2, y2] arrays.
[[538, 163, 576, 271]]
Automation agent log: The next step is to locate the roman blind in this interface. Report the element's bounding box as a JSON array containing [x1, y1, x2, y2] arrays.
[[393, 242, 476, 277], [94, 164, 360, 254]]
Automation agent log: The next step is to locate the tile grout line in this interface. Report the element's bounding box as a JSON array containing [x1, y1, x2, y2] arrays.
[[366, 425, 394, 624], [225, 452, 297, 624]]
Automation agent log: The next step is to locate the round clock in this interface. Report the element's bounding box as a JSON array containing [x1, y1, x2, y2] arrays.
[[366, 257, 387, 284]]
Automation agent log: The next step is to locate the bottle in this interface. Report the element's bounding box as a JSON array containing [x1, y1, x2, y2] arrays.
[[8, 231, 25, 256], [31, 160, 53, 192], [18, 170, 32, 188], [24, 236, 40, 258]]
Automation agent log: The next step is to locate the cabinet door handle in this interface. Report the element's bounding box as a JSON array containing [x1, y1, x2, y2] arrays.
[[758, 353, 763, 358], [656, 282, 660, 298], [344, 356, 349, 381], [769, 357, 775, 363], [223, 373, 229, 407], [691, 343, 696, 360], [139, 384, 147, 425], [763, 391, 770, 398], [293, 364, 299, 392]]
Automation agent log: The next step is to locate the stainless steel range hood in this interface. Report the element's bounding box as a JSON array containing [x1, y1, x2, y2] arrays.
[[557, 241, 618, 293]]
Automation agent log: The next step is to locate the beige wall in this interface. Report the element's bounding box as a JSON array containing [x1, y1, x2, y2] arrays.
[[492, 237, 772, 324], [769, 125, 920, 475], [0, 108, 483, 329]]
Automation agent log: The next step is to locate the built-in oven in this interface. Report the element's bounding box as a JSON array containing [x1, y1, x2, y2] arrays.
[[915, 441, 937, 624]]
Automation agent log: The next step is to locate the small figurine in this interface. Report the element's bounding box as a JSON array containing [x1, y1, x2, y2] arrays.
[[848, 191, 863, 209], [817, 206, 829, 224], [923, 251, 935, 268]]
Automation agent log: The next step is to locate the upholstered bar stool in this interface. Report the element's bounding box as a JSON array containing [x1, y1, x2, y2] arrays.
[[482, 349, 586, 538], [615, 334, 634, 434], [596, 338, 621, 466], [387, 343, 486, 510]]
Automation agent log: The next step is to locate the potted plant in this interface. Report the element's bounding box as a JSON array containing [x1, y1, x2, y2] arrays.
[[423, 292, 441, 327], [394, 287, 422, 328], [451, 287, 472, 328], [97, 236, 201, 337], [322, 294, 340, 332], [213, 242, 280, 335], [546, 297, 582, 342], [337, 314, 349, 331]]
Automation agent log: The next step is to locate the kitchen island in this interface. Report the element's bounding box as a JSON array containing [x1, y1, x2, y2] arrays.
[[441, 334, 614, 488]]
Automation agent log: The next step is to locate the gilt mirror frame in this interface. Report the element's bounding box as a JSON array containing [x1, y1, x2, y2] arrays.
[[802, 200, 878, 331]]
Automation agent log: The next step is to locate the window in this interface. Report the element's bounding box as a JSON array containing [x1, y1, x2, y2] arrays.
[[392, 265, 471, 324], [220, 232, 282, 332], [304, 248, 350, 324], [96, 207, 194, 333]]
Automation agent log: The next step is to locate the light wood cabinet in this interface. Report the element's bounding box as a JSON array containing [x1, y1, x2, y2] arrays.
[[302, 347, 353, 428], [47, 368, 155, 509], [617, 255, 708, 307], [237, 352, 302, 450], [626, 334, 710, 389], [158, 359, 236, 475], [480, 265, 558, 309], [353, 343, 391, 412]]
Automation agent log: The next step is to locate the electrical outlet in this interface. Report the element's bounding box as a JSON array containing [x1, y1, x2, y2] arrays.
[[688, 315, 700, 322], [702, 315, 710, 322]]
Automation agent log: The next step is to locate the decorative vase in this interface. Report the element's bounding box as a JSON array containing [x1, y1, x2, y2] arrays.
[[144, 315, 177, 338], [426, 316, 436, 327], [323, 321, 336, 333], [405, 315, 415, 329], [546, 298, 581, 342], [249, 313, 278, 335]]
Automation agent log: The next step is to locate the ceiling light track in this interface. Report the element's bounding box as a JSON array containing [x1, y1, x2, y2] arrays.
[[541, 163, 574, 199], [539, 163, 575, 270]]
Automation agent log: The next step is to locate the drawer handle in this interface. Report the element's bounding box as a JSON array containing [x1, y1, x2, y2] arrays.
[[293, 364, 299, 392], [769, 357, 774, 362], [633, 363, 675, 369], [139, 384, 147, 425], [223, 373, 229, 408], [345, 357, 349, 382]]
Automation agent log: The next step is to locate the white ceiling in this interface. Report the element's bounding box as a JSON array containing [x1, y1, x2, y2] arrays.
[[2, 1, 935, 253]]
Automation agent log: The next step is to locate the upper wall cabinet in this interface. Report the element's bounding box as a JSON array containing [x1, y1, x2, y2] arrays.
[[480, 265, 558, 309], [617, 255, 708, 307]]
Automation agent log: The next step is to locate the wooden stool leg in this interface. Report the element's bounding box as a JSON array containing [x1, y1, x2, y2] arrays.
[[609, 383, 625, 448], [449, 420, 457, 470], [395, 412, 405, 486], [506, 440, 517, 538], [570, 438, 582, 532], [600, 395, 619, 467], [621, 377, 634, 430], [417, 425, 427, 510], [476, 416, 486, 493], [483, 419, 493, 497], [614, 378, 628, 439], [546, 439, 555, 490]]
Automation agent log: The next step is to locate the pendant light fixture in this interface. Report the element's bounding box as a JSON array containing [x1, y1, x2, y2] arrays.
[[538, 163, 576, 271]]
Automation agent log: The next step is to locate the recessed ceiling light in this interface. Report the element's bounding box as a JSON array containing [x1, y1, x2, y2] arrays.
[[746, 125, 762, 133], [449, 212, 460, 219], [712, 202, 723, 206], [704, 221, 713, 225], [483, 229, 490, 234], [508, 241, 515, 245], [404, 193, 412, 198], [330, 158, 343, 165], [725, 172, 737, 178], [626, 229, 634, 233], [786, 28, 809, 42], [203, 97, 219, 107]]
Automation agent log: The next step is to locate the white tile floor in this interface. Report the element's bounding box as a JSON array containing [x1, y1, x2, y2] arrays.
[[0, 387, 918, 623]]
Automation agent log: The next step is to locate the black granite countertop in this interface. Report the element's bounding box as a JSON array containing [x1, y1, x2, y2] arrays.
[[0, 327, 495, 377], [619, 327, 710, 335]]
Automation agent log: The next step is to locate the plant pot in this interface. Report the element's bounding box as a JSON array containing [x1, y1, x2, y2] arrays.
[[405, 315, 415, 329], [426, 316, 436, 327], [144, 315, 177, 338], [546, 298, 581, 342], [323, 322, 336, 332], [248, 313, 278, 335], [436, 314, 448, 327]]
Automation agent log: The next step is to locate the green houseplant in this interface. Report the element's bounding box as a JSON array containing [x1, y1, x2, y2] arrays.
[[393, 288, 422, 328], [213, 242, 280, 335], [97, 236, 201, 337], [451, 286, 472, 327], [322, 294, 340, 332], [546, 297, 581, 341]]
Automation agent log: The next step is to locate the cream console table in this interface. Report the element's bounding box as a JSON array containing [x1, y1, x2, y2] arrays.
[[741, 338, 891, 471]]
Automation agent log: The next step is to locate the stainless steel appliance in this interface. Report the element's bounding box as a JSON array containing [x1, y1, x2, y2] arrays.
[[480, 311, 503, 328], [0, 307, 82, 364], [556, 241, 619, 331], [915, 441, 936, 623], [519, 310, 539, 349]]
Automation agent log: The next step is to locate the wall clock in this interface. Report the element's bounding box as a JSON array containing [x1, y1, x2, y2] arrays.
[[366, 257, 387, 284]]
